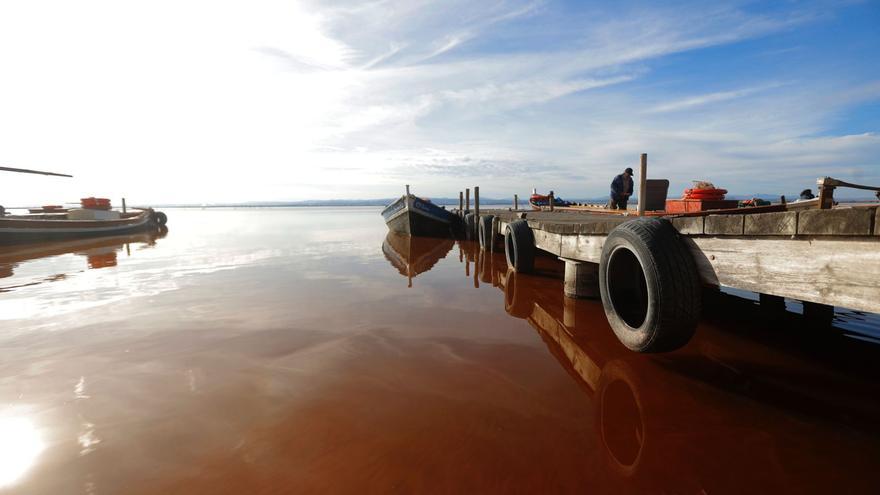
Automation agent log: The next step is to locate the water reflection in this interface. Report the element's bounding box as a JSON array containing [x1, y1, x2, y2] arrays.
[[431, 239, 880, 491], [0, 413, 45, 489], [0, 229, 167, 280], [382, 232, 453, 287]]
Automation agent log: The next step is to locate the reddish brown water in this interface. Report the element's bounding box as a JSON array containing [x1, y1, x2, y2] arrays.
[[2, 207, 879, 494]]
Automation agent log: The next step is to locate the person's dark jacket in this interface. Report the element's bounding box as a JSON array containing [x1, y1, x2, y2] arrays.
[[610, 174, 633, 199]]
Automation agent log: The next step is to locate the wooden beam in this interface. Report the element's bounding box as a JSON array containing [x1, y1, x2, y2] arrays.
[[637, 153, 647, 216]]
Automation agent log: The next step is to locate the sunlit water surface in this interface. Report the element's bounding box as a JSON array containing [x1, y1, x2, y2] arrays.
[[1, 207, 879, 494]]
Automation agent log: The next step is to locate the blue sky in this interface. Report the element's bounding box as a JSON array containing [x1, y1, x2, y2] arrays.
[[0, 0, 878, 204]]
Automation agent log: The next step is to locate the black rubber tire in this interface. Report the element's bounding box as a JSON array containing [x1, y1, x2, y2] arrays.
[[504, 219, 535, 273], [463, 213, 476, 240], [153, 211, 168, 226], [478, 215, 495, 249], [598, 218, 700, 353]]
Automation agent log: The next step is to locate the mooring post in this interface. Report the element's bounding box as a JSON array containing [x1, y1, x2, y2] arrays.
[[406, 184, 410, 196], [121, 198, 127, 213], [549, 191, 555, 212], [637, 153, 647, 216], [514, 194, 518, 211], [465, 188, 470, 212], [459, 191, 464, 214], [474, 186, 481, 240], [474, 186, 480, 216], [559, 258, 600, 299], [817, 177, 834, 209]]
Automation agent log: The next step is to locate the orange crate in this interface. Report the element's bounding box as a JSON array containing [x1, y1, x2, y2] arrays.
[[665, 199, 738, 213]]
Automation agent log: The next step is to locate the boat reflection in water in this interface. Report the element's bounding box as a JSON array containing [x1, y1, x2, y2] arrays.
[[0, 228, 168, 280], [396, 239, 880, 492], [382, 231, 454, 287]]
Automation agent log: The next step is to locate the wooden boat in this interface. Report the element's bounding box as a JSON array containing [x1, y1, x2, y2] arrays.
[[382, 232, 454, 285], [0, 208, 167, 245], [381, 192, 458, 238]]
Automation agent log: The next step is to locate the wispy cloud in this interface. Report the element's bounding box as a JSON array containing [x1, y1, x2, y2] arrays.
[[647, 83, 786, 113]]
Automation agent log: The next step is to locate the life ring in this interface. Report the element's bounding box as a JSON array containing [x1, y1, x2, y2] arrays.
[[683, 188, 727, 200]]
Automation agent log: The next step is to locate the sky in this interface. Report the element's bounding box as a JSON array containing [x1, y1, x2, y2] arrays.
[[0, 0, 878, 205]]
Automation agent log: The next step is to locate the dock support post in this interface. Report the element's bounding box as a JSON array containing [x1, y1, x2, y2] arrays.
[[563, 297, 577, 328], [759, 293, 785, 312], [559, 258, 600, 299], [803, 301, 834, 327], [637, 153, 647, 216], [122, 198, 127, 213], [514, 194, 518, 211], [459, 191, 463, 215], [465, 188, 470, 212], [549, 191, 554, 212]]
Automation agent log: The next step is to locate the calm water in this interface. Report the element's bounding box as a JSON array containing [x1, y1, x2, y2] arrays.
[[2, 207, 880, 494]]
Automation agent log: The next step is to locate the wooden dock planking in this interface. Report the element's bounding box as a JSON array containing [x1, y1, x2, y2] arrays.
[[481, 206, 880, 314]]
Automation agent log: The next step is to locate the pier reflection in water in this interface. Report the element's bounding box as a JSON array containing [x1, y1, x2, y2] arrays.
[[2, 208, 879, 494], [449, 238, 880, 493]]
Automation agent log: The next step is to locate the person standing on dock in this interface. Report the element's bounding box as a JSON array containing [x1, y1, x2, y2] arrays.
[[609, 167, 634, 210]]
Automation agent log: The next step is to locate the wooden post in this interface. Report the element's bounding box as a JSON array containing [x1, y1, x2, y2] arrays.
[[549, 191, 554, 211], [474, 186, 480, 219], [459, 191, 464, 214], [121, 198, 127, 213], [817, 177, 834, 209], [514, 194, 518, 211], [465, 188, 470, 212], [405, 184, 410, 196], [637, 153, 647, 216]]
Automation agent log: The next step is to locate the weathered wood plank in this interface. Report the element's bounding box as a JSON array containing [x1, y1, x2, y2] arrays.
[[672, 216, 704, 235], [532, 228, 562, 256], [797, 208, 874, 235], [876, 207, 880, 236], [704, 215, 744, 235], [744, 211, 797, 235], [686, 236, 880, 313], [560, 234, 605, 263]]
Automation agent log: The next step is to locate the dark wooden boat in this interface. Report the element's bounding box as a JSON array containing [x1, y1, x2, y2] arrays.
[[381, 193, 458, 238], [0, 208, 167, 245], [382, 232, 454, 285]]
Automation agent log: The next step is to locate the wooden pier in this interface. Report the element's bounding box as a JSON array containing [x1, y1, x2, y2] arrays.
[[460, 204, 880, 352]]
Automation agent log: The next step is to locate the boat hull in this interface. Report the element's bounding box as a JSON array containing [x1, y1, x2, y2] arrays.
[[381, 195, 457, 238], [0, 209, 160, 245]]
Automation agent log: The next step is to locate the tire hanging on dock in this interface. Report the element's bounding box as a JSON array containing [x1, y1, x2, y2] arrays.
[[504, 219, 535, 274], [478, 215, 495, 250], [598, 218, 701, 352], [463, 213, 477, 241], [152, 211, 168, 226]]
